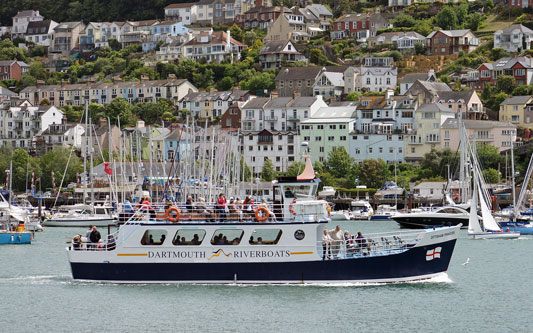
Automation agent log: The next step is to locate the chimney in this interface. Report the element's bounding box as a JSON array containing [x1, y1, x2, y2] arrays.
[[113, 76, 122, 82], [226, 30, 231, 47], [61, 79, 66, 88], [168, 73, 177, 79], [98, 118, 108, 128], [293, 91, 301, 99], [36, 80, 45, 87], [209, 87, 216, 94], [385, 88, 394, 100], [140, 75, 149, 81], [271, 91, 278, 99]]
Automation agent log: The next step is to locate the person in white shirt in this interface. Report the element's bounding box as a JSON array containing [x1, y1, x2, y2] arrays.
[[322, 229, 333, 260], [329, 225, 343, 257]]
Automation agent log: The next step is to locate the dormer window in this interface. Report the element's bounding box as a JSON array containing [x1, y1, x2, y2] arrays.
[[361, 100, 370, 107]]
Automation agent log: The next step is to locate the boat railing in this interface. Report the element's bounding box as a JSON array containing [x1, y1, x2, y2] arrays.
[[319, 231, 421, 260], [68, 230, 119, 252], [120, 202, 327, 225]]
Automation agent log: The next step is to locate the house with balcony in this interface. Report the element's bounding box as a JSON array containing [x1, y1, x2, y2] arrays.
[[368, 31, 425, 52], [299, 106, 356, 163], [180, 89, 250, 118], [304, 4, 333, 31], [264, 10, 311, 43], [156, 37, 186, 61], [426, 29, 479, 56], [183, 30, 244, 63], [79, 22, 109, 52], [33, 122, 85, 155], [25, 20, 58, 47], [49, 21, 85, 56], [0, 105, 64, 150], [351, 93, 417, 163], [259, 40, 306, 70], [500, 95, 533, 128], [494, 24, 533, 52], [11, 10, 43, 38], [144, 21, 189, 52], [331, 13, 390, 42], [164, 3, 198, 25], [468, 57, 533, 89], [404, 103, 455, 163], [435, 90, 484, 120], [275, 66, 348, 97], [441, 119, 516, 152]]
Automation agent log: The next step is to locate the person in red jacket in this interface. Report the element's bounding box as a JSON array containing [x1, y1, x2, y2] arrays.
[[217, 193, 227, 222]]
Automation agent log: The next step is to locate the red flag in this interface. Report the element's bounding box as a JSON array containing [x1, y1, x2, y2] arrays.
[[104, 162, 113, 175]]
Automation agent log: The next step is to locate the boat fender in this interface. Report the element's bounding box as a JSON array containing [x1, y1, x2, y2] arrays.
[[255, 207, 269, 222], [289, 200, 297, 215], [166, 206, 181, 222]]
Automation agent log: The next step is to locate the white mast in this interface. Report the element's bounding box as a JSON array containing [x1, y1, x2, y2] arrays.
[[83, 102, 88, 204]]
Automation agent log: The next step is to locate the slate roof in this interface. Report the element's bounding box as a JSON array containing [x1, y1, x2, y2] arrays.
[[500, 95, 533, 105], [441, 118, 515, 129]]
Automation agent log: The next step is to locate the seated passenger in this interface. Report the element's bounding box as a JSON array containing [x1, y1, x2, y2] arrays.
[[191, 234, 201, 245], [259, 198, 277, 222], [256, 237, 263, 244], [344, 231, 355, 254], [232, 237, 240, 245], [181, 236, 188, 245], [72, 235, 82, 250], [160, 234, 166, 244], [149, 235, 154, 245], [107, 234, 116, 251], [356, 232, 369, 253], [185, 196, 194, 213], [249, 236, 255, 244]]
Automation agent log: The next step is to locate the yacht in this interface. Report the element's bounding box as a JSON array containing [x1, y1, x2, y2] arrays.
[[318, 186, 336, 199], [370, 205, 398, 221], [392, 206, 471, 229], [44, 204, 117, 227], [350, 200, 374, 220]]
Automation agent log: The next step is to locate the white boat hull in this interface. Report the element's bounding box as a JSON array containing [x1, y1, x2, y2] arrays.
[[43, 218, 117, 227], [468, 232, 520, 239]]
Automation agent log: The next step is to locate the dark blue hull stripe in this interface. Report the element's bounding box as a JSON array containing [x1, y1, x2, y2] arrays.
[[70, 240, 457, 282]]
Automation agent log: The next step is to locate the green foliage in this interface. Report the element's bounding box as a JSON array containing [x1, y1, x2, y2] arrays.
[[496, 75, 515, 94], [345, 91, 362, 101], [435, 6, 458, 30], [393, 14, 416, 28], [285, 162, 306, 177], [476, 143, 504, 170], [309, 48, 329, 66], [262, 158, 276, 181], [0, 39, 28, 62], [132, 99, 174, 125], [414, 42, 425, 55], [359, 159, 390, 189], [217, 76, 235, 91], [325, 147, 355, 179], [229, 24, 244, 42]]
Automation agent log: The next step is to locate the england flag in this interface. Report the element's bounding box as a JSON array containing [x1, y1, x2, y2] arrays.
[[426, 247, 442, 261]]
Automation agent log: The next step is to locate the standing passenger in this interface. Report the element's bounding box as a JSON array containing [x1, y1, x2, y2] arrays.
[[322, 229, 333, 260]]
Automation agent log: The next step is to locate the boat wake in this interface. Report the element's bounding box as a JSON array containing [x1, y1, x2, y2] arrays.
[[0, 274, 71, 285]]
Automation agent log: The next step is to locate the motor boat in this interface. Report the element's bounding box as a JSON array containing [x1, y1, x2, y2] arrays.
[[392, 206, 471, 229], [350, 200, 373, 220], [44, 204, 117, 227], [370, 205, 398, 220], [318, 186, 335, 199], [330, 210, 353, 221]]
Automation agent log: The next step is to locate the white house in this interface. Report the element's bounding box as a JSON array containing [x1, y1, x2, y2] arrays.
[[0, 105, 64, 150], [183, 30, 244, 63], [25, 20, 58, 47], [494, 24, 533, 53], [164, 3, 198, 25], [12, 10, 43, 38]]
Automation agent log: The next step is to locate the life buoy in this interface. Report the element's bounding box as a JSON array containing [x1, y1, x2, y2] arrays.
[[166, 206, 180, 222], [255, 207, 269, 222], [289, 200, 297, 215]]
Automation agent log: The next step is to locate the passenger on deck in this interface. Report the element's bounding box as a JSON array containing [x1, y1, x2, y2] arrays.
[[259, 198, 277, 222], [217, 193, 227, 221], [107, 234, 116, 250], [72, 235, 82, 250], [344, 231, 355, 255], [256, 237, 263, 244], [356, 232, 368, 253], [228, 198, 239, 220], [195, 197, 214, 222], [186, 196, 194, 212], [86, 225, 94, 240], [123, 200, 134, 213], [243, 196, 254, 220], [89, 226, 101, 249], [329, 225, 343, 257], [322, 229, 333, 260]]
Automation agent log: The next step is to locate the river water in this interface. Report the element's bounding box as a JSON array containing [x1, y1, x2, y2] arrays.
[[1, 220, 531, 332]]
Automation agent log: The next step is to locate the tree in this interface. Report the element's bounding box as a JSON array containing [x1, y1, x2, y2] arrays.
[[393, 14, 416, 28], [103, 98, 135, 126], [496, 75, 515, 94], [285, 161, 306, 177], [39, 98, 50, 106], [108, 38, 121, 50], [414, 41, 425, 55], [435, 6, 458, 30], [262, 158, 276, 181], [490, 48, 510, 61], [483, 168, 500, 183], [468, 13, 483, 31], [39, 148, 82, 190], [217, 76, 234, 91], [325, 147, 354, 179], [477, 143, 504, 170], [229, 24, 243, 42], [309, 48, 329, 66], [359, 159, 390, 189]]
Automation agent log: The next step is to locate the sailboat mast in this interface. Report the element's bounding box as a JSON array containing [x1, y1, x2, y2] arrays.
[[90, 121, 94, 204], [510, 132, 517, 217], [83, 102, 88, 204]]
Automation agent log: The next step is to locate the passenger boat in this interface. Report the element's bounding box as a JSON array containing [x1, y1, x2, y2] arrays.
[[66, 157, 460, 284]]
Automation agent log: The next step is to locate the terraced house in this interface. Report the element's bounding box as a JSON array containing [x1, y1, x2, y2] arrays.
[[19, 78, 197, 107]]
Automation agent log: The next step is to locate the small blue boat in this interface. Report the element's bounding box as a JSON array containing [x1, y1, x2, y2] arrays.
[[0, 231, 32, 244], [499, 221, 533, 235]]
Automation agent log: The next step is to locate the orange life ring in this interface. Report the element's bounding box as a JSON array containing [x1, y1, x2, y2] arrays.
[[166, 206, 180, 222], [289, 200, 297, 215], [255, 207, 269, 222]]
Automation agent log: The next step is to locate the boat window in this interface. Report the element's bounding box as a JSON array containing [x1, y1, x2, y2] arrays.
[[95, 208, 106, 214], [440, 208, 460, 214], [210, 229, 244, 245], [173, 229, 206, 245], [140, 229, 167, 245], [283, 185, 311, 198], [249, 229, 282, 245]]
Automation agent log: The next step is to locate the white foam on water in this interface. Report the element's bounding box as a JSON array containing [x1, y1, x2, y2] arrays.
[[0, 275, 71, 285]]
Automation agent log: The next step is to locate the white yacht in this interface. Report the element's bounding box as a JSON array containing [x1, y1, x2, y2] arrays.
[[44, 204, 117, 227], [350, 200, 374, 220], [318, 186, 336, 199]]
